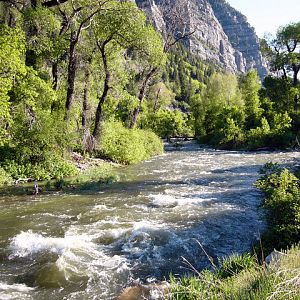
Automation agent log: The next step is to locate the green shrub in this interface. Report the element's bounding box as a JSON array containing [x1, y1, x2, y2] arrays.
[[2, 157, 78, 181], [170, 246, 300, 300], [245, 117, 271, 149], [143, 130, 165, 157], [0, 167, 13, 185], [99, 120, 163, 164], [217, 253, 257, 279], [142, 109, 194, 139], [255, 164, 300, 250]]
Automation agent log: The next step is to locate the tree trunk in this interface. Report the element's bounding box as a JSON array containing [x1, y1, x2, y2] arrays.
[[42, 0, 69, 7], [92, 41, 111, 141], [129, 67, 157, 129], [2, 3, 17, 28], [82, 67, 91, 128], [130, 107, 140, 129], [66, 31, 77, 111], [31, 0, 37, 8], [153, 86, 162, 111], [292, 64, 300, 112], [52, 61, 58, 91]]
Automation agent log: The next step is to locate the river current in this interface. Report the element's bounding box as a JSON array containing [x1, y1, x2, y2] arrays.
[[0, 143, 299, 300]]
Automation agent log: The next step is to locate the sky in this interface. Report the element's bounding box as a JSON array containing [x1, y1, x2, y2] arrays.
[[226, 0, 300, 38]]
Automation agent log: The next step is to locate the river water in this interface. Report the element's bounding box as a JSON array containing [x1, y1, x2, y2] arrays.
[[0, 143, 299, 300]]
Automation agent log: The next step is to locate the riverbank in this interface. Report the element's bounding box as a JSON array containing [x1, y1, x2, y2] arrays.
[[0, 122, 164, 189], [0, 154, 121, 196], [167, 163, 300, 300], [0, 147, 299, 300], [169, 246, 300, 300]]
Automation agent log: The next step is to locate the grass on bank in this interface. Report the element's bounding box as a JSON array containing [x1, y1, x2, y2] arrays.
[[169, 163, 300, 300], [0, 161, 119, 195], [170, 246, 300, 300], [0, 121, 164, 188]]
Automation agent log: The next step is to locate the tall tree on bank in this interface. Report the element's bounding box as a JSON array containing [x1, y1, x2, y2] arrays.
[[240, 69, 262, 129], [59, 0, 113, 113], [91, 1, 164, 145], [129, 0, 194, 128], [0, 25, 26, 144], [264, 22, 300, 111]]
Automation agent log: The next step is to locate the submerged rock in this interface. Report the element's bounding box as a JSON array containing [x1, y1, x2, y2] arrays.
[[117, 282, 170, 300]]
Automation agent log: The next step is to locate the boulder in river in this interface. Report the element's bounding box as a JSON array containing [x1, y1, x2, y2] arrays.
[[116, 282, 170, 300]]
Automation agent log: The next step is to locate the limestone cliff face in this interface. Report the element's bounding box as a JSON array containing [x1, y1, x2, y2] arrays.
[[208, 0, 267, 77], [135, 0, 267, 77]]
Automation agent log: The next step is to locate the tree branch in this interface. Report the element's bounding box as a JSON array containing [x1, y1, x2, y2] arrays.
[[42, 0, 69, 8]]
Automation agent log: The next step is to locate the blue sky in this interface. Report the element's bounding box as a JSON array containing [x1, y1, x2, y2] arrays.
[[226, 0, 300, 37]]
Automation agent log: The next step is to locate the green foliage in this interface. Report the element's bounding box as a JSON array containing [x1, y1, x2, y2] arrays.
[[262, 22, 300, 116], [217, 253, 257, 279], [99, 120, 163, 164], [240, 70, 262, 129], [143, 109, 194, 139], [23, 6, 62, 61], [214, 106, 245, 147], [0, 24, 26, 144], [1, 157, 78, 181], [170, 246, 300, 300], [191, 67, 294, 149], [9, 67, 68, 164], [0, 166, 13, 185], [164, 45, 216, 103], [245, 117, 271, 149], [204, 73, 243, 109], [256, 164, 300, 249], [260, 76, 294, 112], [193, 72, 246, 146]]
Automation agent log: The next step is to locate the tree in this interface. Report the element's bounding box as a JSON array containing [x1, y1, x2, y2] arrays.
[[192, 72, 244, 143], [91, 0, 164, 144], [59, 0, 111, 113], [240, 70, 262, 129], [129, 0, 195, 128], [0, 25, 26, 145], [128, 26, 165, 128], [264, 22, 300, 111]]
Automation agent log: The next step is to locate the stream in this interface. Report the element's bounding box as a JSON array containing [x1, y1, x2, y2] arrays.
[[0, 143, 299, 300]]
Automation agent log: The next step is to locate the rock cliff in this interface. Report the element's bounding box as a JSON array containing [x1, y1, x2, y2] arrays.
[[208, 0, 267, 77], [135, 0, 267, 78]]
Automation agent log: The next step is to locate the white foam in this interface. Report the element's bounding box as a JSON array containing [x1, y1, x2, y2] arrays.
[[132, 220, 165, 231], [152, 170, 168, 174], [40, 213, 72, 219], [108, 228, 129, 239], [0, 283, 34, 292], [8, 230, 95, 259], [149, 194, 208, 207], [8, 231, 132, 295], [0, 282, 34, 300], [92, 204, 115, 211], [199, 171, 212, 175], [150, 194, 178, 207], [55, 245, 131, 294]]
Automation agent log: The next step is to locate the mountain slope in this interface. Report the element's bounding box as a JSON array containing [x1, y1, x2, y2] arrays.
[[135, 0, 267, 77], [208, 0, 267, 77]]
